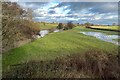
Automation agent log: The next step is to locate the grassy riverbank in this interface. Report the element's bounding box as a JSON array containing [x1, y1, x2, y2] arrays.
[[3, 26, 119, 78]]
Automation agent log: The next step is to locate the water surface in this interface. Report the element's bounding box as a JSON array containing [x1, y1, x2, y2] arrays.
[[39, 30, 49, 37], [38, 29, 61, 38], [80, 32, 119, 45]]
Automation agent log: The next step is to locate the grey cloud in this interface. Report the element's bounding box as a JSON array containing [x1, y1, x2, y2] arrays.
[[18, 2, 118, 24], [48, 10, 56, 14], [50, 2, 118, 14]]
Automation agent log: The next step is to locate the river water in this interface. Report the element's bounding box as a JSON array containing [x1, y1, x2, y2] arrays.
[[39, 30, 49, 37], [36, 29, 60, 38], [80, 32, 119, 45]]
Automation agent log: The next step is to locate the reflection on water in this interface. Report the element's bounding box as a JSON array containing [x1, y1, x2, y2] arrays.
[[37, 29, 61, 38], [39, 30, 49, 37], [80, 32, 119, 45], [54, 29, 60, 32]]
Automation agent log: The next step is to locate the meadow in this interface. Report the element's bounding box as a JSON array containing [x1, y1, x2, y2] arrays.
[[76, 26, 119, 35], [3, 25, 119, 78], [91, 26, 119, 30], [37, 22, 58, 29]]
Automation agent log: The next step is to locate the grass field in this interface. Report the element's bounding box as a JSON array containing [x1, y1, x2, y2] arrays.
[[77, 26, 118, 35], [91, 26, 119, 30], [37, 23, 58, 29], [3, 25, 119, 78], [3, 26, 118, 68]]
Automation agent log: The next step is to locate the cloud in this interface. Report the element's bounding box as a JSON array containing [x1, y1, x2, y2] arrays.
[[8, 0, 120, 2], [48, 10, 56, 14], [52, 2, 118, 14], [17, 2, 118, 25]]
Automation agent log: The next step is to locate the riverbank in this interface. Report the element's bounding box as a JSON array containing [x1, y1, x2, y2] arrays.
[[3, 26, 118, 71]]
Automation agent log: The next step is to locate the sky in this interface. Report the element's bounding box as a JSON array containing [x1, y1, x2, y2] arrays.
[[16, 1, 118, 25]]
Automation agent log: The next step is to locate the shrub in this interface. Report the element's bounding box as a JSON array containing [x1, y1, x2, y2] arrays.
[[57, 23, 64, 29], [84, 22, 91, 28], [66, 21, 75, 29], [3, 49, 119, 78]]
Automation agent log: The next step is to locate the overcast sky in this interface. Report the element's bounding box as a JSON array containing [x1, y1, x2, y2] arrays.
[[17, 1, 118, 25]]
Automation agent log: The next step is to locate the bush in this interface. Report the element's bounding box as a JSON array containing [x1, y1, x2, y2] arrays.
[[3, 49, 119, 78], [57, 23, 64, 29], [66, 21, 75, 29], [63, 22, 75, 30], [84, 22, 91, 28]]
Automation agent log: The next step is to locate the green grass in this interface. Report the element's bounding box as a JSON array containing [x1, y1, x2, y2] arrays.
[[37, 23, 58, 29], [4, 50, 119, 78], [91, 26, 119, 30], [3, 26, 118, 71], [77, 26, 118, 35]]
